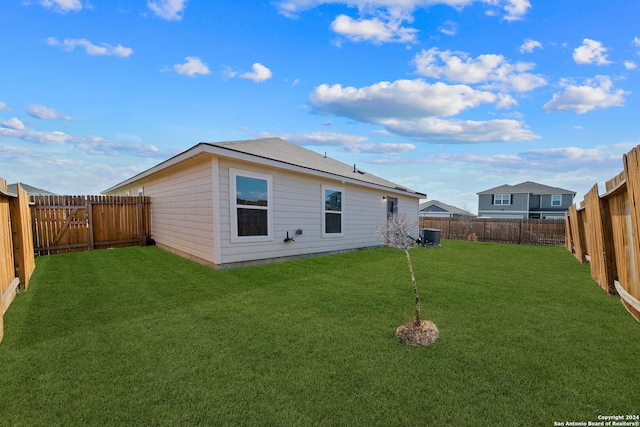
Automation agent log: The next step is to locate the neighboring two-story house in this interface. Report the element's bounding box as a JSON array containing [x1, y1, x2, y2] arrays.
[[477, 181, 575, 219]]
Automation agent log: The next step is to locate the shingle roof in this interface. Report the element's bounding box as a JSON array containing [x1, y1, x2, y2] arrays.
[[104, 137, 425, 197], [209, 138, 422, 195], [419, 200, 476, 216], [477, 181, 576, 196], [7, 182, 56, 196]]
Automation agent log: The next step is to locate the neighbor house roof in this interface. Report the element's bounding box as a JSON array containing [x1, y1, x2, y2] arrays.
[[477, 181, 576, 196], [103, 138, 426, 198], [419, 200, 476, 217], [7, 182, 56, 196]]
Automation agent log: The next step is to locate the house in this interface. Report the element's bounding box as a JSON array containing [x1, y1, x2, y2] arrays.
[[103, 137, 426, 269], [477, 181, 575, 219], [7, 183, 56, 197], [419, 200, 476, 219]]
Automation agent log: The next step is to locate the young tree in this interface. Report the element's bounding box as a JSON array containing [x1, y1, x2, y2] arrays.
[[376, 213, 422, 323], [375, 213, 439, 346]]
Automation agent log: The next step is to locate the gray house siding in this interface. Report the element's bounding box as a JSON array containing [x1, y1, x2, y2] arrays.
[[477, 181, 575, 219], [478, 193, 528, 212]]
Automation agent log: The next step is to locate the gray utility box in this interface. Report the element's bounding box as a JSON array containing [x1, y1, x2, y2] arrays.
[[420, 228, 441, 247]]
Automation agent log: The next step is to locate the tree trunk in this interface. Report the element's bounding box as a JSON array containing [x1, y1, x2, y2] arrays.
[[404, 249, 421, 324]]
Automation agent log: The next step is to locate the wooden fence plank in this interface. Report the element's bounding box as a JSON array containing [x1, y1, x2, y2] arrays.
[[8, 184, 35, 290], [583, 185, 616, 294], [31, 195, 151, 255], [569, 145, 640, 321], [418, 217, 566, 246]]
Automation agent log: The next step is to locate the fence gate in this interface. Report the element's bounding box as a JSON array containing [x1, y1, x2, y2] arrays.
[[32, 195, 151, 255]]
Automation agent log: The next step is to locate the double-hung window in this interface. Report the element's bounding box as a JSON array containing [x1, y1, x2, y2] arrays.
[[231, 169, 272, 241], [322, 185, 343, 237], [494, 194, 511, 205], [551, 194, 562, 207]]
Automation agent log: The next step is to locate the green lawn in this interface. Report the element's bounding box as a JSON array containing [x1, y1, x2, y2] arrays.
[[1, 241, 639, 426]]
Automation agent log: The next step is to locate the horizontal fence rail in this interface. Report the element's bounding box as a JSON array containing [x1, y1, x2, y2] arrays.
[[419, 217, 566, 246], [32, 195, 151, 256], [566, 145, 640, 322]]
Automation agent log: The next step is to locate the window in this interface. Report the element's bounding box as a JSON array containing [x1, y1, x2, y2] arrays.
[[323, 185, 343, 236], [230, 169, 272, 241], [494, 194, 511, 205], [551, 194, 562, 206]]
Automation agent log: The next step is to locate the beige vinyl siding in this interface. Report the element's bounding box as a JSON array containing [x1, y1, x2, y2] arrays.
[[217, 158, 418, 265], [113, 156, 216, 264]]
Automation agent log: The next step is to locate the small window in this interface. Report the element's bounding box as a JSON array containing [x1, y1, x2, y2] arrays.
[[231, 169, 272, 241], [323, 185, 343, 236], [494, 194, 511, 205], [551, 195, 561, 206]]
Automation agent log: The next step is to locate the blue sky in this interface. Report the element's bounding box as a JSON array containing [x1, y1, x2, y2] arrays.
[[1, 0, 639, 213]]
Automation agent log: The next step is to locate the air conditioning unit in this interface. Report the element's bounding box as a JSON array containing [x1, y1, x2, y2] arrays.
[[419, 228, 441, 248]]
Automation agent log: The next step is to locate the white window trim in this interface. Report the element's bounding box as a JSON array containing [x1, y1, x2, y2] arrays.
[[494, 194, 511, 205], [322, 184, 344, 238], [551, 194, 562, 206], [230, 168, 273, 243]]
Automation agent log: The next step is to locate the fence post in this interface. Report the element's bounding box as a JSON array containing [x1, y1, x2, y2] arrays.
[[87, 197, 94, 250], [584, 185, 616, 293], [9, 184, 35, 291]]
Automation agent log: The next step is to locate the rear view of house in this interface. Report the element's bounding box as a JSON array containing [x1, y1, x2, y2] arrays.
[[477, 181, 575, 219], [103, 138, 425, 268]]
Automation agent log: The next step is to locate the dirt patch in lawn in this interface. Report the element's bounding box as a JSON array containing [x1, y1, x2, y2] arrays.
[[395, 320, 439, 346]]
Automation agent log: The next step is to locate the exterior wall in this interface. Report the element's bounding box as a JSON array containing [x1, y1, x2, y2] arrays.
[[106, 154, 420, 268], [106, 155, 216, 264], [478, 193, 528, 218], [217, 158, 418, 266], [479, 192, 574, 219]]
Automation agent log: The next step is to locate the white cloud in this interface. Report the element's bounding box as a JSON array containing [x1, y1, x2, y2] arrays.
[[573, 38, 612, 65], [330, 11, 417, 44], [382, 117, 539, 142], [0, 121, 72, 144], [1, 118, 26, 130], [0, 119, 172, 158], [632, 37, 640, 49], [240, 63, 273, 82], [439, 20, 457, 36], [256, 131, 415, 153], [311, 79, 498, 121], [40, 0, 83, 13], [47, 37, 133, 57], [0, 102, 10, 112], [501, 0, 531, 21], [624, 61, 637, 70], [543, 76, 628, 114], [413, 48, 546, 92], [148, 0, 188, 21], [309, 79, 538, 143], [520, 38, 542, 53], [172, 56, 211, 76], [28, 104, 73, 120], [274, 1, 530, 43]]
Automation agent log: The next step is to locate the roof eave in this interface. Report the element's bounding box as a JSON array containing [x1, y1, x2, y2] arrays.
[[103, 142, 426, 198]]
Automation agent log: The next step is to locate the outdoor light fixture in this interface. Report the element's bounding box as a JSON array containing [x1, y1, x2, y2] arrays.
[[382, 196, 387, 200]]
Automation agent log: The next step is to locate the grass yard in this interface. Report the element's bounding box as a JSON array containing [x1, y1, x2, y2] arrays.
[[1, 241, 639, 426]]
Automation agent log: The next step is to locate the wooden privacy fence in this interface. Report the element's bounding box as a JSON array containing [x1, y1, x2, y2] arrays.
[[419, 217, 566, 246], [566, 145, 640, 322], [0, 178, 35, 344], [32, 195, 151, 256]]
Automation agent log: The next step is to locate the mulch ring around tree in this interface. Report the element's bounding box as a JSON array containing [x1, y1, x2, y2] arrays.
[[395, 320, 439, 346]]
